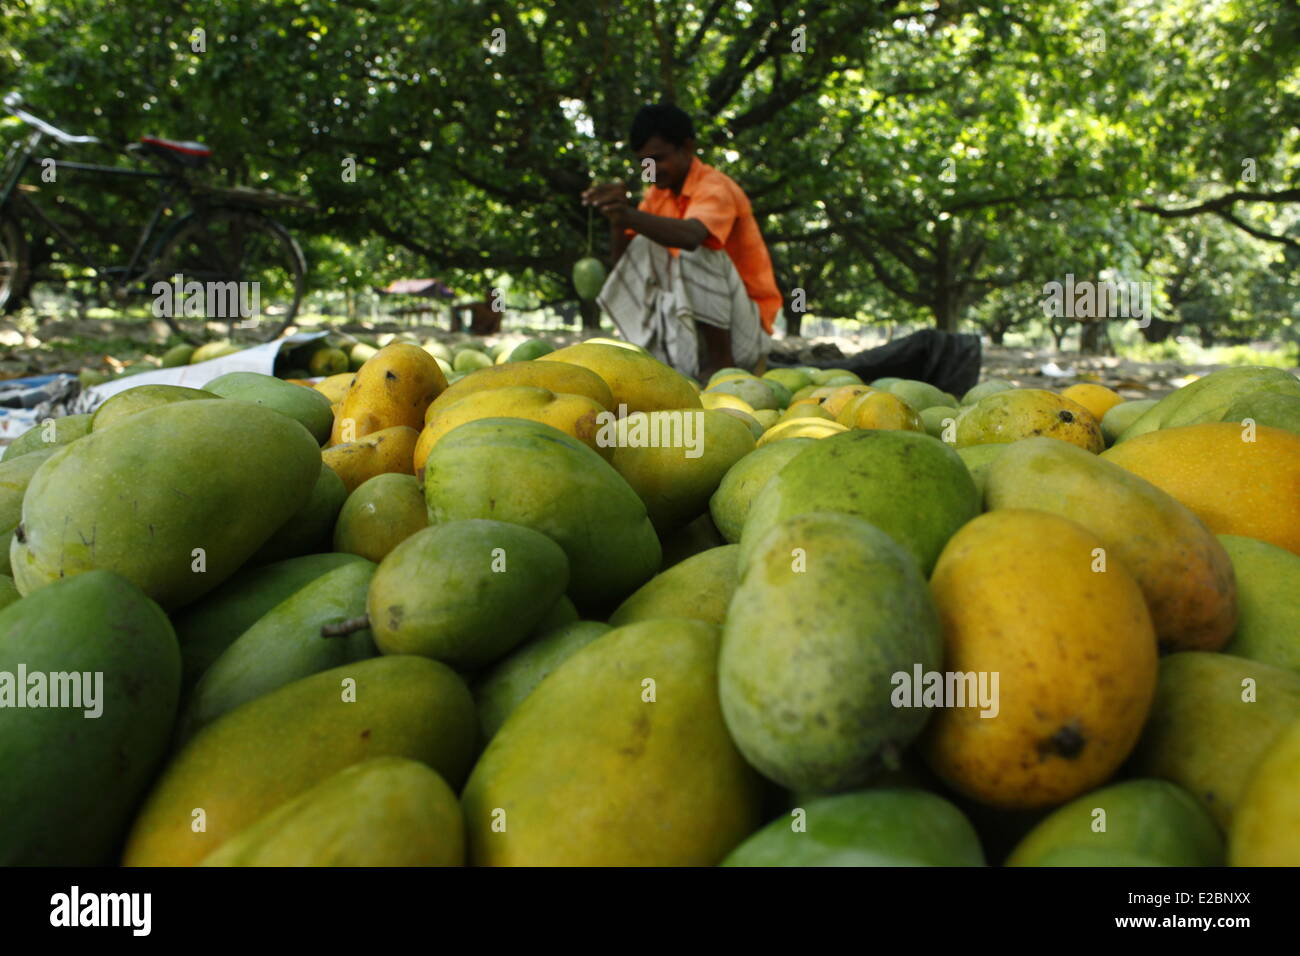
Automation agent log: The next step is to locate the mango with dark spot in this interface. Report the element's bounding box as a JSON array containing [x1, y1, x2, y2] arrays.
[[10, 400, 321, 610], [954, 388, 1103, 452], [461, 618, 762, 865], [923, 509, 1158, 810], [329, 342, 446, 445]]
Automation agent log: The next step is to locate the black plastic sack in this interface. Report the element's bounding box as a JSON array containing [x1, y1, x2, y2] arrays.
[[769, 328, 982, 398]]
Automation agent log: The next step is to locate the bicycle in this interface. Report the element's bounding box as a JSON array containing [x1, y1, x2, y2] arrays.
[[0, 92, 310, 343]]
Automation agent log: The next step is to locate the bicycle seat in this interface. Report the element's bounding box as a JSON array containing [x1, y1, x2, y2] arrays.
[[138, 136, 211, 168]]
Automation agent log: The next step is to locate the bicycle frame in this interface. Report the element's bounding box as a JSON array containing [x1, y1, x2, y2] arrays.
[[0, 126, 194, 292]]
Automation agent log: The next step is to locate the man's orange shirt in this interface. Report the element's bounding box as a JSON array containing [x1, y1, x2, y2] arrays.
[[627, 158, 781, 334]]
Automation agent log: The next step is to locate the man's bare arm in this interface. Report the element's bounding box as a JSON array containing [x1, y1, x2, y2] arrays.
[[618, 209, 711, 252]]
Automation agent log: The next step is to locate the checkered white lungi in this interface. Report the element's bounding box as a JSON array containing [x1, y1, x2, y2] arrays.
[[596, 235, 769, 379]]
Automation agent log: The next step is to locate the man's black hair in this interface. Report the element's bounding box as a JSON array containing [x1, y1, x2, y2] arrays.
[[629, 103, 695, 151]]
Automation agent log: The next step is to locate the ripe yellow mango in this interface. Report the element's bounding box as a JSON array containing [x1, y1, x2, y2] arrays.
[[198, 757, 464, 867], [837, 390, 925, 432], [321, 425, 419, 494], [541, 341, 700, 414], [415, 386, 608, 478], [313, 372, 356, 404], [985, 437, 1237, 652], [923, 510, 1158, 810], [461, 619, 764, 865], [123, 655, 477, 866], [955, 389, 1104, 452], [1101, 422, 1300, 555], [1230, 717, 1300, 865], [1060, 383, 1124, 422], [608, 409, 756, 532], [425, 360, 614, 418], [821, 384, 874, 418], [329, 343, 446, 445]]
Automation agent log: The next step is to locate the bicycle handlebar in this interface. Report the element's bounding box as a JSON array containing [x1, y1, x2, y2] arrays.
[[2, 92, 101, 145]]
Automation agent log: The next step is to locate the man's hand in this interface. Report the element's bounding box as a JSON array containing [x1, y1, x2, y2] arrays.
[[582, 181, 631, 226]]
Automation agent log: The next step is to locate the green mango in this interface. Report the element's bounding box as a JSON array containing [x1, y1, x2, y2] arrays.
[[1100, 398, 1157, 444], [473, 620, 611, 741], [1005, 779, 1223, 867], [348, 342, 380, 371], [0, 571, 180, 865], [123, 655, 477, 866], [12, 400, 322, 610], [160, 343, 196, 367], [887, 379, 948, 412], [572, 257, 606, 300], [960, 379, 1014, 405], [423, 418, 661, 612], [1131, 652, 1300, 831], [367, 519, 569, 669], [509, 339, 555, 362], [308, 347, 350, 377], [453, 349, 493, 373], [421, 339, 453, 363], [78, 369, 110, 388], [658, 512, 726, 568], [173, 552, 370, 692], [0, 449, 56, 576], [0, 574, 17, 611], [1220, 535, 1300, 673], [2, 413, 92, 461], [190, 340, 241, 363], [198, 757, 464, 866], [179, 560, 378, 741], [1116, 366, 1300, 442], [462, 619, 764, 865], [739, 429, 979, 576], [90, 384, 220, 431], [1220, 391, 1300, 436], [707, 377, 780, 411], [708, 439, 815, 543], [332, 473, 428, 563], [531, 594, 578, 635], [762, 367, 813, 394], [721, 789, 985, 866], [920, 405, 959, 440], [249, 464, 347, 565], [869, 376, 903, 390], [608, 544, 738, 628], [203, 371, 334, 443], [722, 512, 942, 793], [954, 443, 1008, 498], [812, 369, 861, 386]]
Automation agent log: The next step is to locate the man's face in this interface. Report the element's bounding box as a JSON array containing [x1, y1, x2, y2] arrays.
[[636, 135, 693, 192]]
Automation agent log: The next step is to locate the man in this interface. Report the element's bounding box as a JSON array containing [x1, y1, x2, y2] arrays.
[[582, 103, 781, 382]]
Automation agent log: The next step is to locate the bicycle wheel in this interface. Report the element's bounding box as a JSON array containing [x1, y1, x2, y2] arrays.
[[0, 213, 30, 315], [150, 208, 305, 343]]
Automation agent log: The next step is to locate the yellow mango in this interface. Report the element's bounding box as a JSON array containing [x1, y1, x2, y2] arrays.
[[1101, 422, 1300, 555], [923, 509, 1158, 810], [461, 619, 764, 865], [956, 389, 1104, 452], [314, 372, 356, 405], [821, 385, 874, 418], [415, 387, 609, 477], [1061, 383, 1124, 422], [540, 342, 700, 414], [322, 426, 419, 494], [837, 391, 925, 432], [425, 360, 613, 420], [700, 391, 757, 414], [1231, 717, 1300, 865], [329, 343, 447, 445], [986, 437, 1237, 652]]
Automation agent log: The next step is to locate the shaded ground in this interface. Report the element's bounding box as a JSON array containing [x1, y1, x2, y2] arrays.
[[0, 313, 1286, 401]]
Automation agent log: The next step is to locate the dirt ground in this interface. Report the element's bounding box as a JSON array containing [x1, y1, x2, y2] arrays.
[[0, 313, 1281, 400]]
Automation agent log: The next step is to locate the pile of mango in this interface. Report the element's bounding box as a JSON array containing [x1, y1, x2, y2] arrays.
[[1, 337, 1298, 867]]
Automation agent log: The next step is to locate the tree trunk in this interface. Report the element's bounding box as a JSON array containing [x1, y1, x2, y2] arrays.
[[932, 298, 959, 333], [1141, 317, 1178, 343], [785, 309, 803, 337], [990, 327, 1005, 346], [1079, 320, 1111, 355], [580, 298, 600, 330]]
